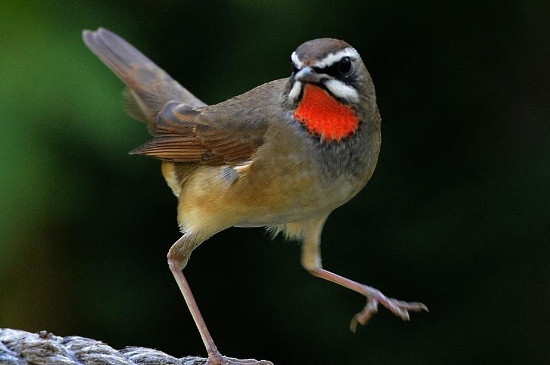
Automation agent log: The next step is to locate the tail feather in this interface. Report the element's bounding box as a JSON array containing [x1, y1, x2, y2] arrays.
[[83, 27, 206, 134]]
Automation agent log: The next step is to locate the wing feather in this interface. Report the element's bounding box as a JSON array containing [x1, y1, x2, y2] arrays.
[[130, 101, 268, 165]]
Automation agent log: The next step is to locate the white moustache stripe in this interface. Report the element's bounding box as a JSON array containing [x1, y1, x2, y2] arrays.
[[324, 79, 359, 103], [288, 80, 303, 103]]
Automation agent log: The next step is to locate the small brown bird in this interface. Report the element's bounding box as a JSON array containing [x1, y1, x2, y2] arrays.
[[83, 28, 427, 365]]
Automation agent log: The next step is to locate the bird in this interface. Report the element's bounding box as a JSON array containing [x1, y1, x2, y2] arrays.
[[83, 28, 427, 365]]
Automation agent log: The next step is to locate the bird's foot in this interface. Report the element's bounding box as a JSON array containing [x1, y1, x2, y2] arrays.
[[349, 285, 428, 332], [207, 351, 273, 365]]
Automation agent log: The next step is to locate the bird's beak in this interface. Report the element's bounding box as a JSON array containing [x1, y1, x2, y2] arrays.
[[295, 66, 324, 83]]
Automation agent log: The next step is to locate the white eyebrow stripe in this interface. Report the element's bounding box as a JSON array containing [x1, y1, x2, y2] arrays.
[[291, 47, 359, 70], [314, 47, 359, 69], [291, 51, 302, 68]]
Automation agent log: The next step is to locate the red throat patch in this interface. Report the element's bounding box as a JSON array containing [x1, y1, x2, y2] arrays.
[[293, 84, 360, 141]]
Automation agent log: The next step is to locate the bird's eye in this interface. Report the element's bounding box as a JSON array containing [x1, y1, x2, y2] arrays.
[[337, 57, 352, 75]]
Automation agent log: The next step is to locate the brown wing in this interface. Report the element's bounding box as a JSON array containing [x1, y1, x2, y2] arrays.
[[130, 100, 268, 165], [83, 27, 282, 166], [83, 28, 206, 134]]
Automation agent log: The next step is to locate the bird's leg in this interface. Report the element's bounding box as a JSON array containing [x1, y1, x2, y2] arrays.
[[168, 234, 218, 358], [168, 233, 273, 365], [299, 216, 428, 332]]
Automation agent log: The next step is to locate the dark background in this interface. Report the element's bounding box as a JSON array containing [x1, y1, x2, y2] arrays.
[[1, 1, 548, 364]]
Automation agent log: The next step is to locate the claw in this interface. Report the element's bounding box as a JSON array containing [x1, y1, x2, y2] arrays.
[[350, 286, 428, 332], [350, 299, 378, 332]]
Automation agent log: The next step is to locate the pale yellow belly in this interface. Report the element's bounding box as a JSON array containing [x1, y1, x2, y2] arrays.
[[175, 160, 358, 234]]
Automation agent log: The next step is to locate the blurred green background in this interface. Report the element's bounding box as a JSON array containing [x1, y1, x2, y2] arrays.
[[1, 1, 548, 364]]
